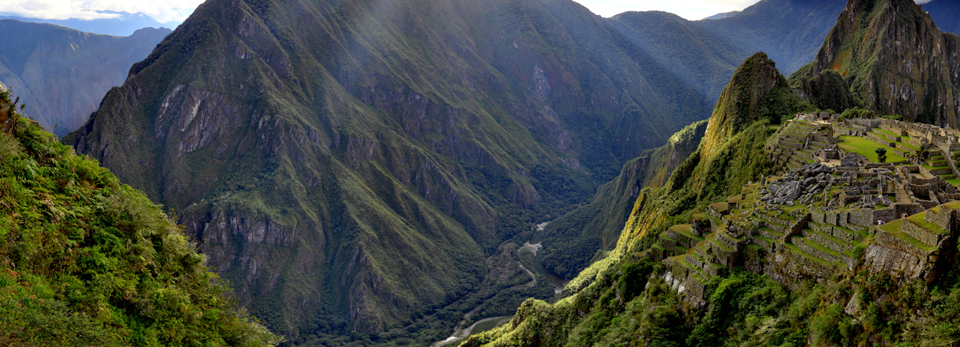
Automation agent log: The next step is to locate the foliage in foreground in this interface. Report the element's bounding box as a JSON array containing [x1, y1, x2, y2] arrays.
[[0, 91, 280, 346], [464, 249, 960, 347]]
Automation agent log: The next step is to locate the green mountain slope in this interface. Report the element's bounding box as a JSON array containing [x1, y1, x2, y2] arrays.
[[0, 20, 169, 136], [63, 0, 719, 341], [0, 90, 278, 345], [539, 120, 707, 280], [463, 0, 960, 345], [604, 0, 846, 110], [463, 52, 814, 347], [793, 0, 960, 126]]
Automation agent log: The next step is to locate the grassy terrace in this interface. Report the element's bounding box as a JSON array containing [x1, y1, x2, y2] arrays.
[[906, 212, 949, 234], [942, 201, 960, 210], [875, 128, 900, 139], [709, 202, 730, 213], [838, 135, 907, 162], [899, 140, 919, 150], [784, 242, 834, 267], [669, 224, 706, 242], [879, 220, 937, 253]]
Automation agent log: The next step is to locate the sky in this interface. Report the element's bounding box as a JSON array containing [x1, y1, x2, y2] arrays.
[[0, 0, 205, 24], [0, 0, 941, 26], [573, 0, 936, 20]]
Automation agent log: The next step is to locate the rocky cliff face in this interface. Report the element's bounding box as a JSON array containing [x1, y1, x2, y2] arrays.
[[0, 21, 169, 136], [797, 0, 960, 126], [64, 0, 714, 339]]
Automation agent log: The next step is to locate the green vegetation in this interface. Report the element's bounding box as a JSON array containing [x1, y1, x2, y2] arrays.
[[875, 147, 887, 163], [838, 136, 907, 162], [540, 120, 708, 280], [0, 91, 279, 346]]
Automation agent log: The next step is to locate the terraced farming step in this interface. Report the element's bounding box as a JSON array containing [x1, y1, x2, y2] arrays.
[[801, 228, 852, 253], [795, 236, 844, 264]]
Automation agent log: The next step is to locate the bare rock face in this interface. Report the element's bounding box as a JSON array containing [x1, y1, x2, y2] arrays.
[[798, 0, 960, 127]]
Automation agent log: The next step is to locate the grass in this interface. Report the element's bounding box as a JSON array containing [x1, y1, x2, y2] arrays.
[[879, 220, 937, 253], [875, 128, 900, 138], [783, 242, 834, 267], [906, 212, 949, 235], [838, 136, 907, 163]]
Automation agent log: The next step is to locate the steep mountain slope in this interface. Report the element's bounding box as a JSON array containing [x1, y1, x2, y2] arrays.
[[692, 0, 848, 76], [793, 0, 960, 126], [0, 20, 170, 136], [464, 52, 814, 347], [64, 0, 715, 340], [539, 120, 707, 280], [528, 0, 848, 281], [0, 90, 278, 346]]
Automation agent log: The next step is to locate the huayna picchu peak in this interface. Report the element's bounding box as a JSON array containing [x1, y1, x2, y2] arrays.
[[793, 0, 960, 127]]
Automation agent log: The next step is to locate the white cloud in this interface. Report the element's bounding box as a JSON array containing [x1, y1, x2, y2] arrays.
[[574, 0, 937, 20], [572, 0, 761, 20], [0, 0, 205, 24]]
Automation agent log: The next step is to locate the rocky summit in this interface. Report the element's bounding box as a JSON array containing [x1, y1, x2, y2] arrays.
[[793, 0, 960, 127]]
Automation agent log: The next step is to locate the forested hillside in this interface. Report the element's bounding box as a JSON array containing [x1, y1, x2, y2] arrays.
[[0, 88, 278, 346]]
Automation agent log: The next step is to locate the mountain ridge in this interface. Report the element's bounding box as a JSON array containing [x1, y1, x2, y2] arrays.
[[0, 20, 169, 136]]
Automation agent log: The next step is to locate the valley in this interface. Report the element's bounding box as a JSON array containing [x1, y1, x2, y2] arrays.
[[4, 0, 960, 345]]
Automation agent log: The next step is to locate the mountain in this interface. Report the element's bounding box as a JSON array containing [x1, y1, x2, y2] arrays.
[[0, 20, 170, 136], [539, 120, 707, 280], [64, 0, 720, 341], [602, 0, 846, 122], [793, 0, 960, 126], [463, 52, 814, 347], [703, 11, 739, 20], [0, 90, 279, 346], [533, 0, 849, 280], [464, 0, 960, 345], [691, 0, 848, 76], [0, 12, 172, 37]]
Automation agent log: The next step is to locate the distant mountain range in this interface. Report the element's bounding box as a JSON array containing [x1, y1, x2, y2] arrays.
[[0, 20, 170, 136], [0, 11, 174, 36]]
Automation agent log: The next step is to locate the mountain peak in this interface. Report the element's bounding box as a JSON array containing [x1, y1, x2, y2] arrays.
[[798, 0, 960, 126], [701, 52, 791, 157]]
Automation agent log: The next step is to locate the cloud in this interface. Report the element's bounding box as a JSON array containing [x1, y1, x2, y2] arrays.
[[575, 0, 938, 20], [0, 0, 204, 23], [572, 0, 761, 20]]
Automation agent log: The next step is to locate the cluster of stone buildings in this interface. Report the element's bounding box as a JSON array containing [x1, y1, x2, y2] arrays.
[[654, 115, 960, 306]]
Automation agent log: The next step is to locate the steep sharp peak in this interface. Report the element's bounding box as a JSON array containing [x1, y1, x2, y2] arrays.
[[803, 0, 960, 125], [701, 52, 788, 158]]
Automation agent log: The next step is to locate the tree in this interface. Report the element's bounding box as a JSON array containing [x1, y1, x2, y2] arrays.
[[875, 148, 887, 163]]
